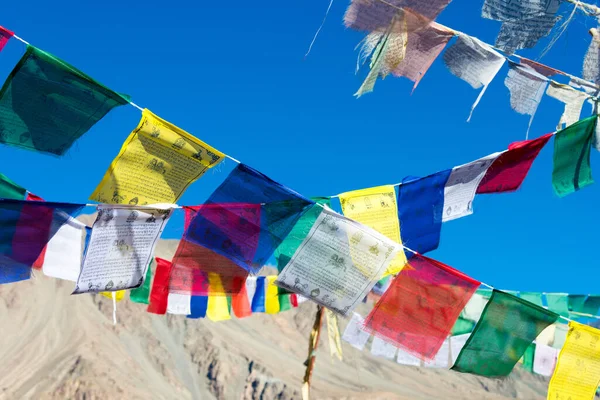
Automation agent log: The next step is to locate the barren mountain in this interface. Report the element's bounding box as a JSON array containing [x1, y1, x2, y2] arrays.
[[0, 239, 555, 400]]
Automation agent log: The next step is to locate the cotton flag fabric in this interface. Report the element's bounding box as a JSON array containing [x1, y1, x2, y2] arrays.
[[518, 292, 545, 307], [548, 322, 600, 399], [148, 257, 173, 314], [504, 62, 548, 137], [0, 199, 83, 284], [569, 295, 600, 316], [546, 82, 590, 129], [396, 347, 422, 366], [363, 254, 480, 361], [423, 338, 450, 368], [265, 276, 280, 314], [184, 164, 313, 274], [90, 109, 224, 205], [546, 293, 570, 317], [520, 57, 564, 78], [326, 309, 343, 361], [0, 173, 26, 200], [130, 265, 152, 304], [460, 292, 489, 322], [342, 313, 371, 351], [74, 206, 171, 294], [477, 133, 552, 193], [276, 207, 400, 317], [167, 293, 191, 315], [443, 35, 506, 121], [251, 276, 267, 313], [0, 45, 129, 156], [0, 26, 13, 52], [450, 334, 470, 365], [452, 290, 559, 377], [339, 185, 406, 277], [371, 336, 397, 360], [521, 344, 535, 372], [397, 171, 451, 257], [552, 115, 596, 197], [443, 152, 502, 221], [583, 26, 600, 85], [533, 343, 558, 377], [32, 216, 86, 281], [188, 295, 208, 319]]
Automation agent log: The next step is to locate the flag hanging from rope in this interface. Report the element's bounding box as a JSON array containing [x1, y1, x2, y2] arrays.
[[0, 26, 13, 52], [0, 173, 26, 200]]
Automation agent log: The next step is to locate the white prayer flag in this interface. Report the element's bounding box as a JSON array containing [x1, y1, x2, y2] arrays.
[[461, 293, 489, 321], [450, 334, 471, 365], [276, 207, 401, 316], [371, 336, 398, 360], [342, 313, 371, 351], [443, 152, 503, 222], [396, 347, 422, 366], [423, 337, 450, 368], [74, 207, 172, 294], [533, 343, 558, 376], [37, 217, 86, 282], [167, 293, 191, 315], [245, 276, 257, 305], [546, 82, 589, 129]]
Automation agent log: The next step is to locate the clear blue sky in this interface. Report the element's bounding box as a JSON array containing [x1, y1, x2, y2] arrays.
[[0, 1, 597, 294]]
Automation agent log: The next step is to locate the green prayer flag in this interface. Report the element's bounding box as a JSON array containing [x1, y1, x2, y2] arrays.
[[0, 172, 26, 200], [227, 295, 232, 313], [545, 293, 570, 317], [279, 293, 292, 312], [0, 45, 129, 156], [519, 292, 544, 307], [521, 344, 535, 372], [130, 265, 152, 304], [452, 317, 475, 336], [568, 294, 587, 312], [452, 290, 559, 377], [568, 295, 600, 316], [552, 116, 596, 197]]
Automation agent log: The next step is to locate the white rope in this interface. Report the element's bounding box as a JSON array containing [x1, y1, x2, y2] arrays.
[[112, 291, 117, 325], [304, 0, 335, 58]]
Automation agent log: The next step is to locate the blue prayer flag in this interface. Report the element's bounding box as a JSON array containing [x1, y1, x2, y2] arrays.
[[251, 276, 266, 313], [188, 296, 208, 319]]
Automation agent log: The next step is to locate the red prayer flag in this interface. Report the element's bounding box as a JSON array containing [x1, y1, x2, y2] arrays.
[[148, 257, 173, 315], [26, 193, 44, 201], [231, 277, 252, 318], [290, 293, 298, 308], [0, 26, 13, 52], [363, 254, 480, 360], [28, 194, 48, 269], [476, 133, 552, 194]]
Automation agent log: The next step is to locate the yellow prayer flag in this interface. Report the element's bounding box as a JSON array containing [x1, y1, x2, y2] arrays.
[[548, 321, 600, 400], [339, 185, 406, 277], [325, 309, 343, 361], [206, 273, 230, 321], [90, 109, 225, 205], [265, 276, 280, 314], [101, 290, 125, 301]]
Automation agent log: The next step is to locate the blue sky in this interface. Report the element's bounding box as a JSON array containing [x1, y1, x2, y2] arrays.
[[0, 0, 597, 294]]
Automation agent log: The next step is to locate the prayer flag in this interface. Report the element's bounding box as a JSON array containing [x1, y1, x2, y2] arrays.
[[552, 115, 595, 197], [548, 322, 600, 399], [522, 344, 535, 372], [553, 324, 569, 348], [371, 336, 397, 360], [533, 343, 557, 377], [251, 276, 266, 313], [518, 291, 545, 307], [207, 294, 231, 321], [363, 254, 480, 360], [278, 291, 292, 312], [423, 338, 450, 368], [452, 290, 559, 377], [90, 109, 224, 205], [342, 312, 371, 351], [185, 164, 312, 274], [0, 26, 13, 52], [583, 26, 600, 84], [265, 276, 280, 314], [443, 152, 502, 221], [231, 280, 252, 318], [339, 185, 406, 277], [450, 334, 470, 365], [188, 295, 208, 319], [537, 324, 556, 346], [0, 173, 26, 200], [546, 82, 590, 129], [460, 292, 489, 322], [130, 264, 152, 304], [74, 206, 171, 294], [0, 45, 129, 155], [477, 134, 552, 193], [325, 309, 343, 361], [396, 347, 421, 366], [167, 293, 191, 315], [397, 171, 451, 256], [452, 317, 475, 336], [148, 257, 173, 315], [520, 57, 564, 78], [546, 293, 570, 317], [504, 62, 548, 136], [443, 35, 506, 121], [276, 206, 400, 316]]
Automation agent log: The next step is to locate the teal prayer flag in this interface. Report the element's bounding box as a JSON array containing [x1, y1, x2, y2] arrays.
[[522, 344, 535, 372], [552, 116, 596, 197], [519, 292, 544, 307], [546, 293, 570, 317], [130, 264, 152, 304], [0, 45, 129, 156], [0, 173, 26, 200]]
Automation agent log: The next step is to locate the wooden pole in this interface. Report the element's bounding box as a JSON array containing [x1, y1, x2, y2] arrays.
[[302, 305, 324, 400]]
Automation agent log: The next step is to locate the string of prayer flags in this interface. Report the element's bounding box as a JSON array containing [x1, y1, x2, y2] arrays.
[[0, 45, 129, 156], [569, 295, 600, 316], [276, 206, 400, 317], [184, 164, 313, 274], [396, 347, 421, 366], [452, 290, 559, 377], [91, 109, 223, 205], [148, 257, 173, 314], [533, 343, 558, 377], [546, 82, 590, 129], [423, 338, 450, 368], [443, 35, 506, 121], [169, 206, 248, 296], [0, 173, 26, 200], [552, 115, 596, 197], [477, 133, 552, 193], [130, 264, 152, 304], [548, 322, 600, 399], [397, 171, 451, 257], [363, 254, 480, 361], [504, 62, 548, 136], [274, 198, 331, 273], [0, 199, 83, 284], [443, 152, 502, 221], [325, 309, 344, 361], [73, 206, 171, 294], [371, 336, 397, 360], [342, 313, 371, 351], [344, 0, 452, 33], [339, 185, 406, 277], [0, 26, 13, 52], [32, 216, 86, 282]]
